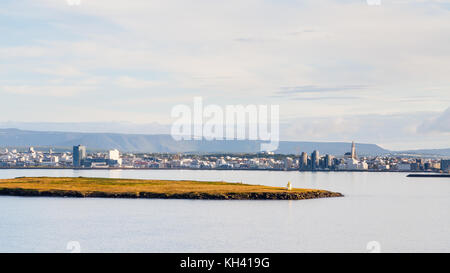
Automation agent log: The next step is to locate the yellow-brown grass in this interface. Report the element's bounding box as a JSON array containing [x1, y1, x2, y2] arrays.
[[0, 176, 324, 195]]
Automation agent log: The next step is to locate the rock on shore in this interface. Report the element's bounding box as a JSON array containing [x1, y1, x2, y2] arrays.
[[0, 188, 342, 200]]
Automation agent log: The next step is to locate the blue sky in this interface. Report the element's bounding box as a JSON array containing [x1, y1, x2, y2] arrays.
[[0, 0, 449, 149]]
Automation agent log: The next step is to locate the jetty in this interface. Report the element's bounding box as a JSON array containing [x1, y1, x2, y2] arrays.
[[407, 174, 450, 178]]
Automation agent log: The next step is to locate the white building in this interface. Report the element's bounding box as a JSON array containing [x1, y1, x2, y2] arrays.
[[108, 149, 120, 160], [338, 158, 368, 170], [397, 163, 411, 171], [108, 149, 122, 166]]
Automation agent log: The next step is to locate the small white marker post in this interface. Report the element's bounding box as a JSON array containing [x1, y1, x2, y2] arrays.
[[287, 181, 292, 191]]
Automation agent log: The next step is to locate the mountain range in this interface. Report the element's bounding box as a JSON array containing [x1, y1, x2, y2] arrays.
[[0, 128, 448, 156]]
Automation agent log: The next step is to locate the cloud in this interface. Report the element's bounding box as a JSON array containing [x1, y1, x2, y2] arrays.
[[277, 85, 369, 95], [417, 107, 450, 134], [0, 46, 48, 59], [0, 0, 449, 149], [290, 96, 361, 101], [0, 121, 171, 135], [114, 76, 162, 89], [35, 66, 84, 77], [281, 110, 450, 149], [280, 85, 368, 93], [1, 85, 94, 97]]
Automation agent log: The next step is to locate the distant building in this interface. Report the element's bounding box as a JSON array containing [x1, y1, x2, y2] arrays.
[[397, 163, 411, 171], [311, 150, 320, 170], [108, 149, 122, 166], [344, 141, 357, 159], [351, 141, 357, 159], [431, 162, 441, 170], [325, 154, 334, 169], [73, 145, 86, 167], [284, 157, 293, 169], [338, 142, 367, 170], [338, 158, 368, 170], [108, 149, 120, 160], [410, 162, 422, 171], [441, 160, 450, 172], [300, 152, 308, 170]]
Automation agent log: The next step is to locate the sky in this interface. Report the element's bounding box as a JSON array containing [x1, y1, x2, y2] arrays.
[[0, 0, 449, 150]]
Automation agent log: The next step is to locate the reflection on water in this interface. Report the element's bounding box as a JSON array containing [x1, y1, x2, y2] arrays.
[[0, 169, 449, 252]]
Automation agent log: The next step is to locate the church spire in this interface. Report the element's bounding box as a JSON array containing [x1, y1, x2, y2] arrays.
[[351, 141, 356, 159]]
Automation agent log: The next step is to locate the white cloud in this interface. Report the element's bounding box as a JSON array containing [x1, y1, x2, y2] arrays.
[[417, 107, 450, 134], [0, 46, 48, 59], [1, 85, 95, 97], [280, 110, 450, 149], [0, 0, 449, 148], [35, 66, 84, 77], [114, 76, 162, 89]]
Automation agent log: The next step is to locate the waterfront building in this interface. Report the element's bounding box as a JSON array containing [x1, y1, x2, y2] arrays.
[[410, 162, 422, 171], [351, 141, 356, 159], [325, 154, 334, 169], [441, 160, 450, 172], [300, 152, 308, 170], [311, 150, 320, 170], [397, 163, 411, 171], [108, 149, 120, 160], [431, 162, 441, 170], [338, 142, 368, 170], [344, 141, 357, 159], [108, 149, 122, 166], [284, 157, 293, 170], [73, 145, 86, 167], [338, 157, 368, 170]]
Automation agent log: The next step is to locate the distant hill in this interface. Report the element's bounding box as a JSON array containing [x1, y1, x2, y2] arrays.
[[395, 148, 450, 157], [0, 128, 391, 155]]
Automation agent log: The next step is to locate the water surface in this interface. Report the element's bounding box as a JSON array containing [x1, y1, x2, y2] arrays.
[[0, 169, 448, 252]]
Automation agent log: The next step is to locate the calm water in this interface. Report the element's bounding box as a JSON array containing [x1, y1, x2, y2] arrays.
[[0, 169, 449, 253]]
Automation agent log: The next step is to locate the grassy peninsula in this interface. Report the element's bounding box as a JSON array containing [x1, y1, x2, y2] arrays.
[[0, 177, 343, 200]]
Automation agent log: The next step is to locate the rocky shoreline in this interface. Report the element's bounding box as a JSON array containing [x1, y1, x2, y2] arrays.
[[0, 188, 343, 200]]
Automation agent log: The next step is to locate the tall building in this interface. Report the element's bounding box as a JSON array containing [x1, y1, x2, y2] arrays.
[[441, 159, 450, 172], [325, 154, 334, 169], [351, 141, 356, 159], [300, 152, 308, 170], [73, 145, 86, 167], [311, 150, 320, 170], [284, 157, 293, 170]]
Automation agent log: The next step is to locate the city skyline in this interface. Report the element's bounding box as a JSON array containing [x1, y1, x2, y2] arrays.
[[1, 142, 448, 173]]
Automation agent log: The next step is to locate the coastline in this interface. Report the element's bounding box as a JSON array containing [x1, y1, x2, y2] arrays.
[[0, 166, 442, 173]]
